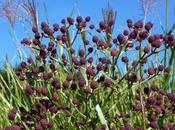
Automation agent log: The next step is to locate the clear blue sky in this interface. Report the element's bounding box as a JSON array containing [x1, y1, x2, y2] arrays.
[[0, 0, 174, 65]]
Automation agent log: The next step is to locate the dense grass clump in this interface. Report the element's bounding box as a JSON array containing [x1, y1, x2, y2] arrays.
[[0, 13, 175, 130]]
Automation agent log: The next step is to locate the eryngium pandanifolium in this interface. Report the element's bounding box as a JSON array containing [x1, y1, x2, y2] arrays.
[[4, 15, 175, 130]]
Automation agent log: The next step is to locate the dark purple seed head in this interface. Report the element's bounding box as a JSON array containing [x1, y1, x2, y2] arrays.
[[111, 48, 118, 57], [8, 111, 16, 120], [148, 68, 155, 75], [47, 122, 53, 128], [145, 22, 153, 31], [108, 19, 114, 27], [168, 94, 175, 101], [148, 36, 155, 43], [52, 92, 60, 101], [35, 124, 43, 130], [40, 119, 49, 128], [60, 26, 67, 33], [164, 67, 170, 73], [78, 78, 86, 87], [69, 47, 75, 54], [121, 56, 129, 63], [53, 23, 59, 31], [89, 24, 95, 29], [88, 57, 93, 64], [157, 93, 163, 101], [32, 67, 40, 74], [113, 38, 118, 44], [150, 85, 157, 91], [129, 31, 136, 39], [143, 46, 150, 53], [127, 19, 132, 23], [134, 20, 143, 29], [97, 39, 105, 47], [127, 22, 133, 28], [33, 39, 39, 45], [61, 19, 66, 24], [50, 63, 56, 71], [135, 46, 140, 51], [88, 47, 93, 53], [52, 78, 61, 89], [63, 81, 70, 89], [44, 27, 53, 36], [20, 61, 27, 69], [36, 87, 42, 93], [151, 40, 161, 48], [101, 124, 107, 130], [168, 34, 174, 41], [139, 31, 148, 40], [123, 30, 129, 36], [11, 125, 21, 130], [148, 115, 156, 122], [162, 123, 169, 130], [147, 96, 156, 105], [76, 16, 83, 23], [99, 21, 106, 30], [66, 73, 73, 81], [150, 121, 158, 129], [117, 34, 125, 43], [43, 72, 53, 81], [32, 27, 38, 33], [51, 48, 57, 54], [90, 80, 97, 89], [96, 63, 103, 71], [67, 17, 74, 25], [84, 86, 92, 93], [104, 78, 112, 87], [158, 65, 164, 71], [49, 106, 57, 113], [79, 49, 85, 57], [85, 16, 91, 22], [21, 38, 31, 45], [135, 94, 140, 100], [92, 36, 99, 43], [168, 41, 175, 46], [25, 86, 34, 96], [56, 35, 62, 41], [41, 22, 48, 29], [155, 105, 162, 114], [101, 57, 107, 64], [136, 127, 142, 130], [80, 57, 86, 65], [27, 56, 33, 64], [72, 56, 79, 65], [72, 98, 78, 105], [61, 103, 68, 110], [144, 87, 151, 95], [62, 34, 68, 43], [86, 66, 95, 76], [129, 72, 137, 82], [71, 82, 77, 90], [84, 39, 89, 45], [41, 87, 48, 96]]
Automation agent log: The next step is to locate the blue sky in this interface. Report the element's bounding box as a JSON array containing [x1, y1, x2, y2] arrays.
[[0, 0, 174, 65]]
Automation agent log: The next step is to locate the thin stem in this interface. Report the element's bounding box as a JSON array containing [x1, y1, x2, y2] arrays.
[[71, 30, 79, 46], [140, 90, 146, 130], [164, 0, 168, 68], [139, 42, 142, 79]]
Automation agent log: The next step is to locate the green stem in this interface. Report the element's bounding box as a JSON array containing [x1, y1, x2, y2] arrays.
[[140, 90, 146, 130], [164, 0, 168, 68]]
